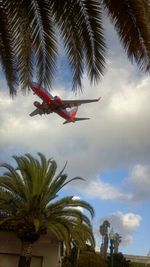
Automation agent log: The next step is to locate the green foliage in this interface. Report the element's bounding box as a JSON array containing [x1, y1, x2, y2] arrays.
[[62, 247, 107, 267], [107, 253, 131, 267], [78, 251, 107, 267], [62, 246, 79, 267]]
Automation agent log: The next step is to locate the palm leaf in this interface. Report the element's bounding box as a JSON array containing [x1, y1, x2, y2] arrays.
[[0, 1, 19, 95], [52, 0, 105, 90], [46, 196, 94, 219], [102, 0, 150, 71], [30, 0, 57, 87]]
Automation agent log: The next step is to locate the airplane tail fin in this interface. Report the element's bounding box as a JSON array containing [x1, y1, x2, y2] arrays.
[[69, 106, 78, 118], [63, 118, 90, 124]]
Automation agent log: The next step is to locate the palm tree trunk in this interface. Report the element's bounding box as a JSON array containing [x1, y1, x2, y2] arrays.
[[18, 241, 33, 267]]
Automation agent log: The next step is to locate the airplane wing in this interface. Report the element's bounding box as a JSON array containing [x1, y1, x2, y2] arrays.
[[29, 108, 52, 116], [29, 109, 44, 116], [62, 97, 101, 107]]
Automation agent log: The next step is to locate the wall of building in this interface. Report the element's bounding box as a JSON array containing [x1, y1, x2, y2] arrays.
[[0, 231, 60, 267], [125, 254, 150, 265]]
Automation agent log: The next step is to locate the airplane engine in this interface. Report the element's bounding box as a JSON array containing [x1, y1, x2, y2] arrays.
[[34, 101, 42, 108], [54, 96, 63, 105]]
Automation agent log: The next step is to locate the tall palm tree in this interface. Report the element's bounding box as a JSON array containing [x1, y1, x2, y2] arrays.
[[0, 153, 95, 267], [1, 0, 150, 95]]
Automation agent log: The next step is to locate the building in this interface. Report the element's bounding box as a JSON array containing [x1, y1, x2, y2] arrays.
[[0, 230, 61, 267], [125, 254, 150, 265]]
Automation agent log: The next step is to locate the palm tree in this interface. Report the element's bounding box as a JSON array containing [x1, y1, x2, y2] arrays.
[[1, 0, 150, 95], [0, 153, 95, 267]]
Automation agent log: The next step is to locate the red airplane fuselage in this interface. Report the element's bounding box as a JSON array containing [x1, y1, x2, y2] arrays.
[[31, 85, 77, 121]]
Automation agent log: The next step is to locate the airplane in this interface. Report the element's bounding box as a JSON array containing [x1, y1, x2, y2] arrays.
[[30, 83, 101, 124]]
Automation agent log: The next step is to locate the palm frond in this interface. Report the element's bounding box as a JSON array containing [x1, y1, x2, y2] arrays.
[[38, 152, 52, 174], [30, 0, 57, 87], [52, 0, 105, 90], [48, 221, 72, 252], [51, 0, 84, 90], [0, 164, 27, 198], [13, 155, 34, 196], [78, 0, 106, 83], [46, 196, 95, 218], [15, 0, 33, 90], [102, 0, 150, 71], [47, 208, 93, 230], [0, 1, 19, 95], [48, 216, 95, 251]]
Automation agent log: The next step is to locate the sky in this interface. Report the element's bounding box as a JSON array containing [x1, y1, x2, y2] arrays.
[[0, 18, 150, 257]]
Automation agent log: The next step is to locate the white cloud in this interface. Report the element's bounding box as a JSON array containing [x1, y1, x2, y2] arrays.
[[77, 162, 150, 203], [1, 71, 150, 204], [77, 179, 132, 201], [100, 212, 142, 246], [126, 164, 150, 201], [1, 69, 150, 205]]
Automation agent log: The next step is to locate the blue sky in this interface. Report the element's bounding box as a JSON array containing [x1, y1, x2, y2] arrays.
[[0, 19, 150, 257]]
